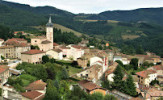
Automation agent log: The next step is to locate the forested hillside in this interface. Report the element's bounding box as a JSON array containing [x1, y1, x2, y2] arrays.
[[0, 0, 163, 56], [85, 8, 163, 26]]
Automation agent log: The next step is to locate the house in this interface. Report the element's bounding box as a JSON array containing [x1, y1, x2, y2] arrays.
[[31, 17, 53, 52], [147, 65, 163, 76], [77, 57, 88, 69], [113, 54, 130, 65], [3, 84, 22, 100], [21, 50, 46, 64], [105, 62, 118, 82], [77, 64, 103, 83], [136, 70, 157, 86], [46, 49, 63, 60], [140, 88, 163, 100], [53, 42, 60, 49], [25, 80, 47, 94], [105, 49, 114, 61], [78, 80, 108, 95], [21, 91, 44, 100], [0, 38, 4, 47], [0, 65, 10, 84], [68, 45, 85, 60], [110, 90, 133, 100], [1, 38, 30, 59]]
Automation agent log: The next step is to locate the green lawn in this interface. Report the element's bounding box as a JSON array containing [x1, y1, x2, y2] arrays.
[[63, 65, 83, 76]]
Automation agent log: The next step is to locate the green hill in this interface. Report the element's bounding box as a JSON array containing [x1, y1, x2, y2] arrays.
[[0, 0, 163, 56]]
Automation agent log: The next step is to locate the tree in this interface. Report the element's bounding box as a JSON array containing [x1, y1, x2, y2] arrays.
[[104, 94, 117, 100], [61, 68, 69, 80], [44, 83, 61, 100], [42, 55, 50, 63], [90, 92, 104, 100], [115, 60, 123, 67], [112, 65, 124, 91], [130, 58, 138, 70], [150, 79, 159, 86], [54, 80, 60, 90], [101, 80, 112, 90], [125, 75, 137, 97]]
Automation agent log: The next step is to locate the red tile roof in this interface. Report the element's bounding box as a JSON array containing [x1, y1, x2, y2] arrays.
[[72, 45, 84, 49], [152, 65, 163, 70], [25, 80, 47, 91], [136, 70, 157, 78], [53, 42, 59, 46], [21, 91, 44, 100], [0, 65, 9, 74], [78, 80, 102, 91], [22, 50, 45, 55], [4, 38, 28, 47]]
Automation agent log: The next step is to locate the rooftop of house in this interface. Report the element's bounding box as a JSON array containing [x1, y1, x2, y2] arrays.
[[0, 45, 14, 49], [0, 65, 9, 74], [105, 62, 118, 75], [21, 91, 44, 100], [53, 49, 62, 53], [132, 75, 139, 82], [152, 65, 163, 70], [32, 36, 46, 39], [41, 40, 51, 44], [141, 89, 163, 99], [136, 70, 157, 78], [25, 80, 47, 91], [78, 80, 102, 91], [4, 38, 29, 47], [53, 42, 59, 46], [21, 50, 45, 55]]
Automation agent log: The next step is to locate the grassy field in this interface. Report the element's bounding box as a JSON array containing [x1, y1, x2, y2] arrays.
[[54, 24, 83, 37], [122, 35, 140, 40]]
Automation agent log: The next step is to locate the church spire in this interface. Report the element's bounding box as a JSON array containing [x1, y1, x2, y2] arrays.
[[46, 16, 53, 27], [49, 16, 52, 23]]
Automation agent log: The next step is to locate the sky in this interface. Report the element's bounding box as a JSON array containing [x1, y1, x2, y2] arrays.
[[4, 0, 163, 14]]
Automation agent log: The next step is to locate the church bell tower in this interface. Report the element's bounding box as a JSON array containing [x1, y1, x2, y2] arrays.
[[46, 16, 53, 44]]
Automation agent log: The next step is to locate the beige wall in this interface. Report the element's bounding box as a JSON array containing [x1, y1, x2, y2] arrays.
[[46, 50, 63, 60], [0, 47, 15, 58], [21, 53, 45, 64], [39, 43, 53, 52]]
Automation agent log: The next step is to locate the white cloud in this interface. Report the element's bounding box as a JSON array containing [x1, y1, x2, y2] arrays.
[[4, 0, 163, 13]]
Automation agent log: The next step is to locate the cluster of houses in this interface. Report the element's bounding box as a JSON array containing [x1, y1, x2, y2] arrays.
[[0, 17, 162, 100]]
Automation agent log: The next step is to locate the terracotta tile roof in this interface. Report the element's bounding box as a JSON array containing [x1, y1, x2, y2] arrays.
[[4, 38, 28, 47], [0, 45, 14, 49], [72, 45, 84, 49], [105, 62, 118, 75], [0, 65, 9, 74], [21, 91, 44, 100], [152, 65, 163, 70], [53, 49, 62, 53], [25, 80, 47, 91], [136, 70, 157, 78], [41, 40, 51, 44], [59, 46, 70, 49], [21, 50, 45, 55], [33, 36, 46, 39], [78, 80, 102, 91], [53, 42, 59, 46]]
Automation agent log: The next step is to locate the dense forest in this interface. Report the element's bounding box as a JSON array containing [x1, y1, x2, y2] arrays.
[[0, 25, 13, 40], [0, 0, 163, 56]]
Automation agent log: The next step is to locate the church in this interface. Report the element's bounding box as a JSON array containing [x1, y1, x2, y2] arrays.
[[31, 17, 54, 51]]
